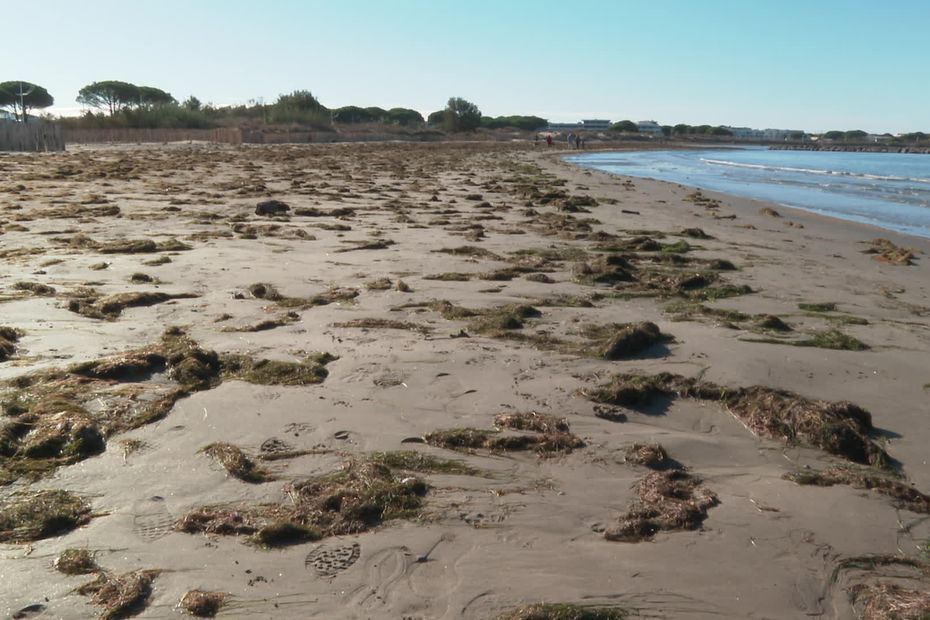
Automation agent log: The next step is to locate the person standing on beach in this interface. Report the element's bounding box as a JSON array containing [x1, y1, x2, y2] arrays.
[[546, 134, 553, 147], [567, 132, 575, 149]]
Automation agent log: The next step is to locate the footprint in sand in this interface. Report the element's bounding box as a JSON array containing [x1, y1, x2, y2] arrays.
[[260, 437, 294, 455], [305, 541, 361, 578], [283, 422, 315, 436], [132, 496, 175, 542], [350, 546, 411, 609]]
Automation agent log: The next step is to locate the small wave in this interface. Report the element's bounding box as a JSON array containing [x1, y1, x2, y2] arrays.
[[700, 158, 930, 185]]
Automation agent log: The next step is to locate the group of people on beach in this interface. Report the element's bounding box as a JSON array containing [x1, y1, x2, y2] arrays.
[[566, 132, 585, 149], [535, 133, 585, 149]]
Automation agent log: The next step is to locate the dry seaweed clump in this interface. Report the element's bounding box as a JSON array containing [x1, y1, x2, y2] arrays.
[[494, 411, 569, 434], [180, 590, 229, 617], [497, 603, 628, 620], [77, 569, 160, 620], [219, 354, 332, 386], [368, 450, 478, 476], [0, 326, 23, 362], [63, 236, 191, 254], [582, 372, 890, 468], [0, 329, 334, 484], [467, 304, 542, 335], [0, 489, 92, 543], [863, 238, 917, 265], [605, 469, 719, 542], [785, 466, 930, 513], [12, 281, 56, 296], [851, 582, 930, 620], [425, 421, 584, 456], [625, 443, 670, 469], [177, 460, 427, 547], [245, 282, 359, 309], [55, 548, 99, 575], [201, 442, 275, 483], [332, 318, 431, 333], [67, 290, 199, 320], [577, 321, 669, 360]]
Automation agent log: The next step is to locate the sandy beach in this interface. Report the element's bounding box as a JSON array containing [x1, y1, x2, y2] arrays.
[[1, 141, 928, 619]]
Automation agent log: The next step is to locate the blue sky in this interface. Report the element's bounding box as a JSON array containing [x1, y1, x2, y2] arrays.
[[8, 0, 928, 133]]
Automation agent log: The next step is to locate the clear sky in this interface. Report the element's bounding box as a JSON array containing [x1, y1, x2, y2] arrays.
[[7, 0, 928, 133]]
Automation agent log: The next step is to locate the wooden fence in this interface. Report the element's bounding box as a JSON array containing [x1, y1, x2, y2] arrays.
[[0, 122, 65, 152], [63, 127, 243, 145]]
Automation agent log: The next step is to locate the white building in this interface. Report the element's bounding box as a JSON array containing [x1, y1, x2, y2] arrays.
[[581, 119, 611, 131], [762, 128, 805, 141], [726, 126, 764, 139], [637, 120, 664, 136]]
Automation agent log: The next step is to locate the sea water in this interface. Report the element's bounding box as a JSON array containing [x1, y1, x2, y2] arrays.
[[567, 148, 930, 239]]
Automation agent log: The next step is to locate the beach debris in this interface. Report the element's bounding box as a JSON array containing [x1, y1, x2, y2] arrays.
[[625, 443, 671, 470], [799, 302, 838, 312], [785, 465, 929, 513], [0, 329, 334, 484], [255, 199, 290, 217], [583, 372, 890, 468], [243, 282, 358, 309], [605, 469, 719, 542], [12, 281, 56, 296], [67, 290, 199, 320], [582, 321, 667, 360], [496, 602, 628, 619], [293, 206, 355, 217], [759, 207, 782, 218], [863, 238, 917, 265], [680, 227, 712, 239], [201, 442, 275, 483], [433, 245, 503, 260], [177, 459, 428, 546], [55, 548, 99, 575], [425, 421, 584, 456], [851, 582, 930, 620], [0, 489, 92, 543], [334, 238, 395, 252], [179, 590, 229, 617], [754, 315, 792, 331], [332, 318, 431, 333], [77, 569, 160, 620], [833, 556, 930, 620], [222, 313, 299, 332], [368, 450, 478, 475], [494, 411, 569, 434], [365, 277, 393, 290], [0, 327, 23, 362]]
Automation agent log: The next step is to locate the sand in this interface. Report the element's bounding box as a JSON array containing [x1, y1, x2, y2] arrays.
[[0, 141, 928, 619]]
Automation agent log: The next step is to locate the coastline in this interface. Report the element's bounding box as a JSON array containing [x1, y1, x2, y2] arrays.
[[1, 141, 928, 619], [561, 147, 930, 244]]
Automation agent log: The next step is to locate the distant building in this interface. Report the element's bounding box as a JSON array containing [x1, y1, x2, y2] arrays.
[[581, 119, 611, 131], [726, 126, 764, 139], [762, 128, 805, 141], [547, 119, 611, 132], [637, 120, 664, 136]]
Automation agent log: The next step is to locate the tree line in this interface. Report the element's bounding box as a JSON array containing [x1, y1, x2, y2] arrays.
[[0, 80, 548, 133]]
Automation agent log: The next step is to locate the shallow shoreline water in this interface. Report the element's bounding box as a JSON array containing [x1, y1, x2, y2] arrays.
[[567, 148, 930, 239]]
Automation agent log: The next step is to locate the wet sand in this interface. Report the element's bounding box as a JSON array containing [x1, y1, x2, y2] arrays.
[[1, 142, 928, 619]]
